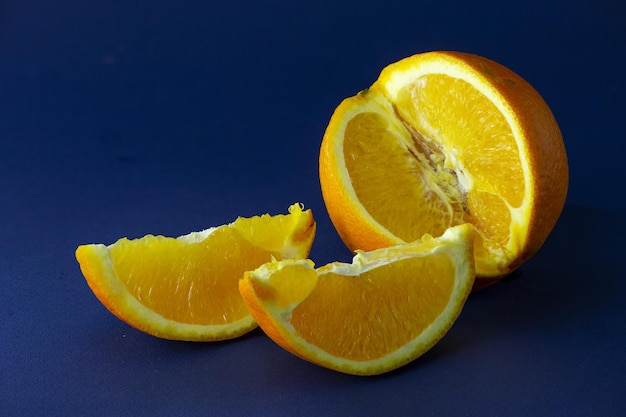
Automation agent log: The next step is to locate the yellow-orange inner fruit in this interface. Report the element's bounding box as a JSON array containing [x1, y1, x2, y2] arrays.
[[288, 254, 454, 361], [345, 74, 523, 266], [109, 228, 279, 325]]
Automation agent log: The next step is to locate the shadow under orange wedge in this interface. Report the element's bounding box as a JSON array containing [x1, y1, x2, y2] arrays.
[[75, 203, 315, 341], [240, 224, 474, 376], [319, 51, 568, 288]]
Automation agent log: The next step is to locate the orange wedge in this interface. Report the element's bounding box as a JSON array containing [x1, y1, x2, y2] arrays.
[[75, 203, 315, 341], [239, 224, 474, 376], [319, 51, 568, 287]]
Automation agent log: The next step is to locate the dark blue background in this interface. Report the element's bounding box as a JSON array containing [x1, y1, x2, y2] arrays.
[[1, 1, 625, 415]]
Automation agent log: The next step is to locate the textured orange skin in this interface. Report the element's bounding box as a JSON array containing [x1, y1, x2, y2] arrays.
[[76, 246, 128, 324], [319, 51, 568, 288]]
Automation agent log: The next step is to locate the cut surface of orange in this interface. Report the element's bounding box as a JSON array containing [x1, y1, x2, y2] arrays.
[[75, 203, 316, 341], [239, 224, 474, 376], [319, 51, 568, 286]]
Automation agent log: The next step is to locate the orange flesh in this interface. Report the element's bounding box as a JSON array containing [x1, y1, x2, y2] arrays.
[[288, 254, 454, 361], [109, 228, 277, 325], [344, 74, 523, 259], [344, 112, 463, 242]]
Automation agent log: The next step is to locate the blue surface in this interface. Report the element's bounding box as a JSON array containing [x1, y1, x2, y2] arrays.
[[2, 1, 625, 415]]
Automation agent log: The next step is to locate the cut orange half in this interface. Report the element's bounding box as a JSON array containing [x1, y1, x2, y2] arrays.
[[75, 203, 316, 341], [319, 51, 568, 287], [239, 224, 474, 375]]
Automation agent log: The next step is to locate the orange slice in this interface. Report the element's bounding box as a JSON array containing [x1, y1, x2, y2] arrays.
[[319, 51, 568, 287], [239, 224, 474, 375], [75, 203, 316, 341]]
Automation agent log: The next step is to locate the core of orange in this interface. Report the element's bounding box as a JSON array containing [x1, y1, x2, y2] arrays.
[[319, 51, 568, 287]]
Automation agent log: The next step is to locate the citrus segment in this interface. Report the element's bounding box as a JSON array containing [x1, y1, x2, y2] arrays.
[[75, 203, 316, 341], [319, 51, 568, 284], [239, 224, 475, 375]]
